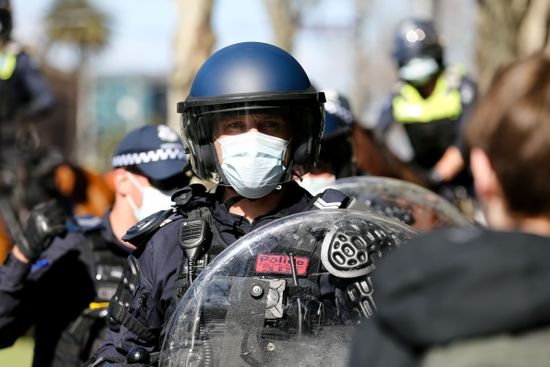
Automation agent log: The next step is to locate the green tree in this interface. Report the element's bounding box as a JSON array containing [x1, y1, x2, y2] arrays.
[[44, 0, 111, 70]]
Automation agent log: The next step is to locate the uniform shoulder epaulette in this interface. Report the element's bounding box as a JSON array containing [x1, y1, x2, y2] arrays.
[[172, 183, 210, 209], [312, 188, 350, 210]]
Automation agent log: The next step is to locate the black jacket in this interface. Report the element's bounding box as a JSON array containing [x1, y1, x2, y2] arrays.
[[349, 228, 550, 367], [0, 211, 130, 367]]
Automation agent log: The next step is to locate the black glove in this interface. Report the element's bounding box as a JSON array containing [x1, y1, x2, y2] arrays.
[[17, 200, 67, 262], [418, 168, 445, 191]]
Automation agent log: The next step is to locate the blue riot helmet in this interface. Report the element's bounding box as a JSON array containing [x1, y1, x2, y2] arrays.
[[393, 18, 443, 67], [177, 42, 325, 187], [319, 89, 355, 178], [323, 89, 353, 139], [393, 18, 443, 85], [0, 0, 12, 40]]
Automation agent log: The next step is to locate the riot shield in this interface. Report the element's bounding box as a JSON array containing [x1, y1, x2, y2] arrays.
[[328, 176, 473, 231], [159, 209, 418, 367]]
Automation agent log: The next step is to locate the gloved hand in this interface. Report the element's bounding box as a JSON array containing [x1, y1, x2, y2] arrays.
[[418, 168, 445, 191], [17, 200, 67, 262]]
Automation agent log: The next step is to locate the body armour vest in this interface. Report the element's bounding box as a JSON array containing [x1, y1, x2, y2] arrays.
[[392, 68, 465, 168], [52, 217, 127, 367]]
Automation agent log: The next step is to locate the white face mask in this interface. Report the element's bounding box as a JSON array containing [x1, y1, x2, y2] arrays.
[[399, 57, 439, 86], [125, 172, 174, 221], [299, 175, 336, 196], [218, 131, 289, 199]]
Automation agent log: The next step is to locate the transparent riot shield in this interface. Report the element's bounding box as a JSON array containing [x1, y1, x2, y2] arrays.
[[328, 176, 473, 231], [159, 209, 418, 367]]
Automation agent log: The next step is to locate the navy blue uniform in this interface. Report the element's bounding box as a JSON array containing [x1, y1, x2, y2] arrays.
[[0, 42, 54, 162], [0, 43, 54, 121], [0, 211, 131, 367], [92, 182, 350, 364]]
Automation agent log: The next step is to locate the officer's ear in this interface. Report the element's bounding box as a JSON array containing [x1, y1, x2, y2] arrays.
[[113, 168, 133, 196]]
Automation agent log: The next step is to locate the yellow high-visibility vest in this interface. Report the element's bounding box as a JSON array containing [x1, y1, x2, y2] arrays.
[[392, 73, 462, 124], [0, 51, 17, 80]]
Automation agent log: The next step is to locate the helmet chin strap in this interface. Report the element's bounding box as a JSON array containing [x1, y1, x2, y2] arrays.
[[223, 194, 245, 211]]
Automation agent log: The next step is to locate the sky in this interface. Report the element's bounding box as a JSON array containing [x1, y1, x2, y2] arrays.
[[11, 1, 351, 72], [11, 0, 359, 92]]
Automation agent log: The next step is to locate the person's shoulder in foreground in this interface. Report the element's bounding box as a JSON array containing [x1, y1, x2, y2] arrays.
[[349, 227, 550, 367], [349, 52, 550, 367]]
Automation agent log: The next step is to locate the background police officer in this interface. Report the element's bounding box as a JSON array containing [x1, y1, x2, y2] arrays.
[[375, 18, 477, 201], [0, 0, 56, 263], [0, 0, 54, 155], [299, 89, 358, 195], [88, 41, 362, 366], [0, 124, 189, 366]]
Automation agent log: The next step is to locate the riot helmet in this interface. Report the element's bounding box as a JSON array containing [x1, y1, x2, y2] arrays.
[[177, 42, 325, 196], [393, 18, 443, 67], [319, 89, 354, 178], [323, 89, 353, 140], [393, 18, 443, 84], [0, 0, 12, 41]]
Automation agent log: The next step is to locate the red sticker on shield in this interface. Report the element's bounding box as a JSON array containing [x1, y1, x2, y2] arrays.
[[255, 254, 309, 276]]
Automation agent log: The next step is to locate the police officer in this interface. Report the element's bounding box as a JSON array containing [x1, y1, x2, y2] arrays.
[[375, 18, 477, 196], [88, 42, 365, 366], [0, 0, 55, 257], [0, 0, 54, 155], [0, 124, 189, 366], [299, 89, 358, 195]]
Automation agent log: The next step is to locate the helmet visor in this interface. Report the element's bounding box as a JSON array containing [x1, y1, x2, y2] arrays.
[[182, 100, 323, 183]]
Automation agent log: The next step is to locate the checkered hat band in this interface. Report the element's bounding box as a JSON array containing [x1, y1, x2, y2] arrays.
[[112, 148, 186, 168]]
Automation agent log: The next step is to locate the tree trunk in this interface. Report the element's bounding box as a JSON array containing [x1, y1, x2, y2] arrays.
[[475, 0, 550, 92], [75, 46, 96, 169], [168, 0, 216, 133], [517, 0, 550, 54], [262, 0, 298, 51]]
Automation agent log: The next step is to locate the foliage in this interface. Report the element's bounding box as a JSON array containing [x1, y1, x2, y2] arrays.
[[44, 0, 111, 53]]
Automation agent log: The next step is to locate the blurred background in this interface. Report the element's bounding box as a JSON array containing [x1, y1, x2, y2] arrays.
[[10, 0, 549, 172]]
